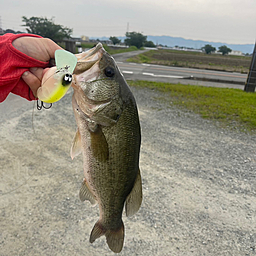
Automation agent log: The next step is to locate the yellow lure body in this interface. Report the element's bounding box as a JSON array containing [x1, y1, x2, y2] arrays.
[[37, 50, 77, 103]]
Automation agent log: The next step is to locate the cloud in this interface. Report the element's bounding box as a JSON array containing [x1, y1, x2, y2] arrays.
[[1, 0, 256, 44]]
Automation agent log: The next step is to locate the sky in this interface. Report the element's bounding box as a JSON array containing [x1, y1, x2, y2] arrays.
[[1, 0, 256, 45]]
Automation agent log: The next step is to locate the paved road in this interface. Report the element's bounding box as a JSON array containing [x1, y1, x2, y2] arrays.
[[112, 50, 150, 62], [113, 51, 247, 90], [1, 86, 256, 256], [0, 50, 255, 255]]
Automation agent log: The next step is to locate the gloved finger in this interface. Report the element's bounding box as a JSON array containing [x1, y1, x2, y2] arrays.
[[22, 71, 41, 98], [42, 38, 63, 60]]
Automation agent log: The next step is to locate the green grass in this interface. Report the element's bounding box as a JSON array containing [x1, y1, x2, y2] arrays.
[[129, 80, 256, 133], [78, 43, 139, 55], [127, 50, 251, 73], [80, 43, 97, 49], [104, 45, 139, 55]]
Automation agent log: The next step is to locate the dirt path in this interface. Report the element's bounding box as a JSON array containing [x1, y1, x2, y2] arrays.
[[1, 87, 256, 255]]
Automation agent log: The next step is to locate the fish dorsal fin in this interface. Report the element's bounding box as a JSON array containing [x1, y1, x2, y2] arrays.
[[125, 168, 143, 217], [70, 129, 82, 160], [79, 179, 97, 206]]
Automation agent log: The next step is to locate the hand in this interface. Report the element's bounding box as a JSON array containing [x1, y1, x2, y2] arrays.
[[12, 37, 63, 97]]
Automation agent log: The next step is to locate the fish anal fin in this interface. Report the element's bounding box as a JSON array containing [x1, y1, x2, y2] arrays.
[[90, 220, 124, 253], [79, 179, 97, 206], [90, 126, 109, 161], [125, 168, 143, 217], [70, 129, 82, 160]]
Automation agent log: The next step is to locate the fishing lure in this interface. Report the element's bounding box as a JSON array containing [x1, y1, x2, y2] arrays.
[[37, 50, 77, 103]]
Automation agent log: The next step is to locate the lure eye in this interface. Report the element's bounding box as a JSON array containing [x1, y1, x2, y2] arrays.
[[62, 73, 72, 86], [104, 67, 115, 78]]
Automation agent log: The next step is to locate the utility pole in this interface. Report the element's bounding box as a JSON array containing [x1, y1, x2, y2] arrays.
[[244, 42, 256, 92], [0, 16, 3, 35], [126, 22, 129, 34]]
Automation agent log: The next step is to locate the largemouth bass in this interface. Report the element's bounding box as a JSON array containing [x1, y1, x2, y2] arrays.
[[71, 43, 142, 253]]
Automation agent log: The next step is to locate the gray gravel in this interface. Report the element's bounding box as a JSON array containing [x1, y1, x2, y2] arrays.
[[1, 85, 256, 256]]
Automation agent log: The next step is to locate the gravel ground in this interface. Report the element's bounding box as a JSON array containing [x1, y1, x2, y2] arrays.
[[1, 85, 256, 256]]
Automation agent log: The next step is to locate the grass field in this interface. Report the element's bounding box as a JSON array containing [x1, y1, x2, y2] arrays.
[[127, 49, 252, 73], [79, 43, 139, 55], [129, 80, 256, 133]]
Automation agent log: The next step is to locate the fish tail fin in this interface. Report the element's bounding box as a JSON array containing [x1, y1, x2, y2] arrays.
[[105, 220, 124, 253], [89, 220, 106, 243], [90, 220, 124, 253]]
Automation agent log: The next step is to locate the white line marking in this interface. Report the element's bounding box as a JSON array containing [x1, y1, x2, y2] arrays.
[[143, 72, 154, 76], [122, 71, 134, 74], [116, 61, 123, 64], [142, 64, 151, 66], [129, 63, 137, 65], [142, 72, 184, 79]]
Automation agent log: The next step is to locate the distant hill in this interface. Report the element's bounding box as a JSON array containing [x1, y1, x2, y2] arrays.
[[91, 35, 255, 54], [147, 36, 255, 54]]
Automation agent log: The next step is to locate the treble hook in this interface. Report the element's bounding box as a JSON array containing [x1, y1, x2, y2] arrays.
[[36, 100, 52, 110]]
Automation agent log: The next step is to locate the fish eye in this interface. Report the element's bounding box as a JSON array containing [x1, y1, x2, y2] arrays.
[[62, 74, 72, 86], [104, 67, 115, 78]]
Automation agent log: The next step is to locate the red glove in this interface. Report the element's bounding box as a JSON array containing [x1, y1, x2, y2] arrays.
[[0, 33, 48, 102]]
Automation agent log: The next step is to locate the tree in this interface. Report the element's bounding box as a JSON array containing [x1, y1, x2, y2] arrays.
[[124, 32, 147, 49], [4, 29, 23, 34], [202, 44, 216, 54], [218, 45, 232, 55], [5, 29, 16, 34], [22, 16, 72, 42], [109, 36, 121, 45], [144, 40, 156, 47]]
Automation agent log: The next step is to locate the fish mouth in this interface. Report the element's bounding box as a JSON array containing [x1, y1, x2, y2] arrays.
[[73, 43, 106, 86], [73, 43, 105, 75], [76, 43, 103, 61]]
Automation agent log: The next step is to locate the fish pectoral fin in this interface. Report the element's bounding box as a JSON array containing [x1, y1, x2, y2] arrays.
[[90, 126, 109, 161], [90, 220, 124, 253], [70, 129, 82, 160], [125, 168, 143, 217], [79, 179, 97, 206]]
